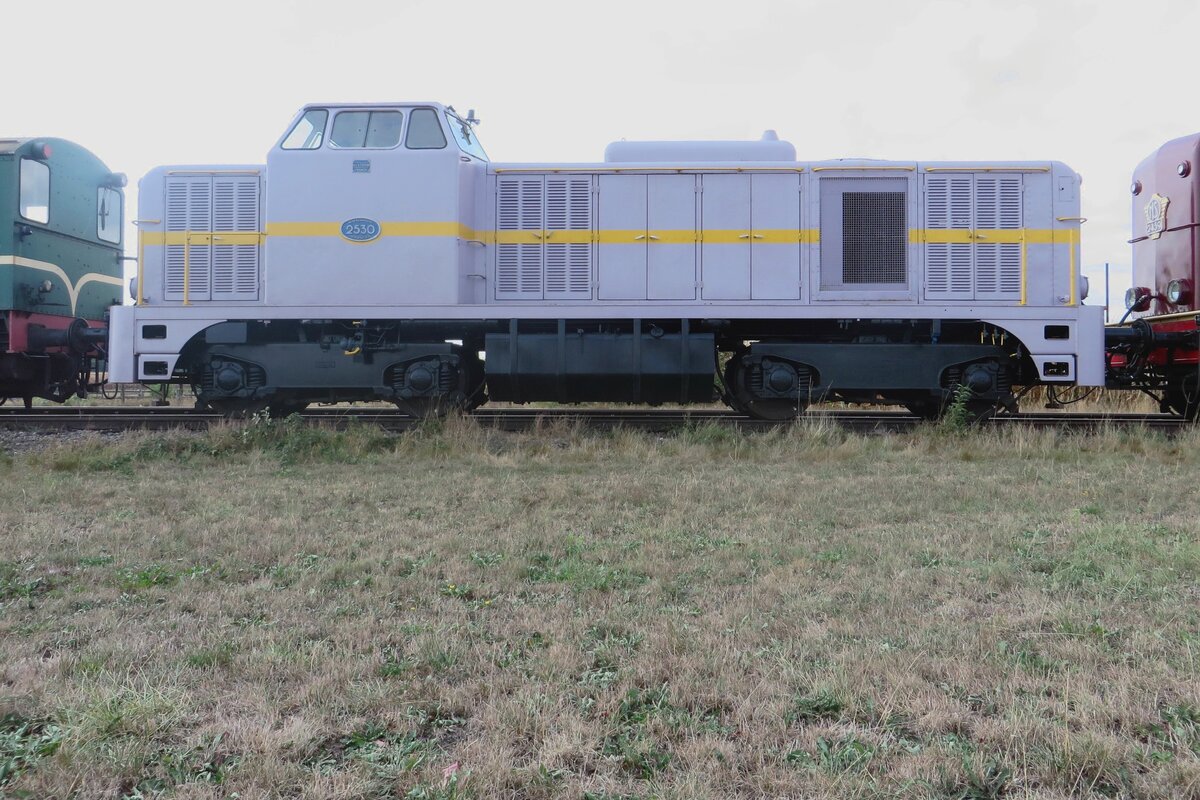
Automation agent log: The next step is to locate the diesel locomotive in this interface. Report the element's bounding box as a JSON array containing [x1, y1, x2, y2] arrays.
[[1104, 133, 1200, 419], [105, 101, 1104, 420], [0, 138, 124, 405]]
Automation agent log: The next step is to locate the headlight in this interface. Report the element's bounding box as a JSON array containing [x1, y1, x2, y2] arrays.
[[1125, 286, 1152, 312], [1167, 279, 1192, 304]]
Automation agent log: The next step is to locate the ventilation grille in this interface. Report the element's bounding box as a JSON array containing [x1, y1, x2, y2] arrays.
[[496, 175, 592, 300], [841, 192, 907, 284], [925, 175, 1022, 301], [164, 175, 260, 302]]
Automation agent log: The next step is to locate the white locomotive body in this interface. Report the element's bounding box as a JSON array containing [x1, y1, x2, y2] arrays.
[[112, 102, 1101, 418]]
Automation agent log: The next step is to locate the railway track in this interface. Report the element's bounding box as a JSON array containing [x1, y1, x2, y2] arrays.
[[0, 405, 1189, 434]]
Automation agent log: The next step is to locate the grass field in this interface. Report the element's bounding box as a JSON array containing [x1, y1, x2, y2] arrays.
[[1, 418, 1198, 799]]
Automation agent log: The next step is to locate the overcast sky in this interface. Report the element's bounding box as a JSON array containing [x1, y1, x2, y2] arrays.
[[10, 0, 1197, 312]]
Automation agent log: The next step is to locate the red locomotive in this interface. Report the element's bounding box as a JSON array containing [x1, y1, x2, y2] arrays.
[[1106, 134, 1200, 418]]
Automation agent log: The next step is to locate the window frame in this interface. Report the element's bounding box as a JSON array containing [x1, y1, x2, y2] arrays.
[[97, 186, 123, 245], [444, 111, 488, 161], [280, 109, 329, 150], [405, 107, 448, 150], [18, 157, 51, 224], [328, 109, 405, 150]]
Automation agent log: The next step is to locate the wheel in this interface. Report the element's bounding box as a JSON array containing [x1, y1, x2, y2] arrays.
[[907, 395, 1001, 425], [904, 400, 942, 421], [723, 353, 805, 421], [267, 402, 308, 419], [205, 398, 268, 419]]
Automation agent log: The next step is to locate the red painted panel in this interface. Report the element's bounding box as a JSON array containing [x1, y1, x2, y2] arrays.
[[5, 311, 104, 354]]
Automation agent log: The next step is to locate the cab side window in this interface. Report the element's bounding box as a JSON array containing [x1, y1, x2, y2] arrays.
[[281, 109, 328, 150], [406, 109, 447, 149], [98, 187, 122, 243], [331, 111, 404, 149], [19, 158, 50, 224]]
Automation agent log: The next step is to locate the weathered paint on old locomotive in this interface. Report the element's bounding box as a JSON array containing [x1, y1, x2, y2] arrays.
[[109, 102, 1102, 419], [0, 138, 125, 403]]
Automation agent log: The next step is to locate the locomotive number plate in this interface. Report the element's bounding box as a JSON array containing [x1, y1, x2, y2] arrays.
[[341, 218, 381, 243]]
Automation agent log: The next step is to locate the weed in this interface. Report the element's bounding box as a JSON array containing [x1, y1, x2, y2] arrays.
[[788, 735, 877, 773], [524, 552, 646, 592], [439, 582, 475, 601], [126, 734, 238, 795], [787, 689, 844, 724], [0, 713, 63, 787], [940, 759, 1013, 800], [116, 565, 178, 591], [468, 551, 504, 568], [184, 642, 237, 669], [939, 384, 975, 433]]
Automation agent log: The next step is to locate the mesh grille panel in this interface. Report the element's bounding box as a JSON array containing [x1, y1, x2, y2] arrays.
[[841, 192, 906, 284]]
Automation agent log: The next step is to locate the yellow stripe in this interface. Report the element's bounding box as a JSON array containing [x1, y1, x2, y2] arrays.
[[137, 228, 145, 306], [141, 225, 1069, 249], [1068, 227, 1077, 307], [699, 229, 821, 244], [142, 231, 265, 246], [0, 256, 124, 315], [1020, 237, 1027, 306]]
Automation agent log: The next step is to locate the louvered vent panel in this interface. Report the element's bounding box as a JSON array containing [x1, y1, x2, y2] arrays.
[[925, 242, 973, 300], [212, 176, 260, 300], [545, 243, 567, 294], [567, 178, 591, 229], [164, 177, 212, 301], [925, 176, 971, 229], [519, 244, 542, 295], [949, 243, 972, 294], [568, 244, 590, 294], [926, 243, 949, 294], [975, 177, 1021, 229], [973, 242, 1022, 300], [546, 180, 568, 230], [496, 176, 548, 300], [544, 176, 592, 298], [976, 243, 999, 294], [974, 177, 1021, 300]]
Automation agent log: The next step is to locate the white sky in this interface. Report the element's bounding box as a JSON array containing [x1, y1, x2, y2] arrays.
[[9, 0, 1197, 314]]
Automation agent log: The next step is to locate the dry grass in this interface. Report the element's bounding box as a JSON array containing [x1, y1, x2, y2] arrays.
[[1, 417, 1198, 799]]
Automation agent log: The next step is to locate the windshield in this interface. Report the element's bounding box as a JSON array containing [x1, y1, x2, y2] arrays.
[[445, 111, 488, 161]]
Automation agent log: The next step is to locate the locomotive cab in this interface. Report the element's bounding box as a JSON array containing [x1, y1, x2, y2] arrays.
[[265, 103, 489, 306]]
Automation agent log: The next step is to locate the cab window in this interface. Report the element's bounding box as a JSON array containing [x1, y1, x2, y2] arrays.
[[281, 109, 328, 150], [445, 112, 488, 161], [406, 108, 447, 149], [97, 187, 122, 243], [331, 110, 403, 149], [19, 158, 50, 223]]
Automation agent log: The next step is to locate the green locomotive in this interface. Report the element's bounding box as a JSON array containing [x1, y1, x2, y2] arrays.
[[0, 138, 125, 405]]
